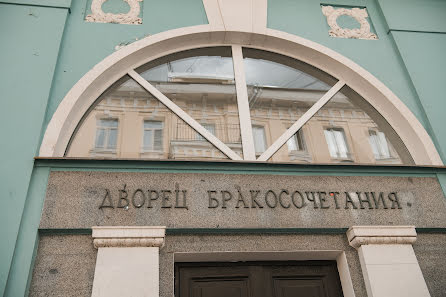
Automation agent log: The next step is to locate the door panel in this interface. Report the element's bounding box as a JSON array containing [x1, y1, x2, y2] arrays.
[[176, 261, 343, 297], [273, 278, 325, 297], [191, 279, 249, 297]]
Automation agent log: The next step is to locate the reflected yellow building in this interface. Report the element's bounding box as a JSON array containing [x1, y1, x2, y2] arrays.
[[68, 78, 401, 164]]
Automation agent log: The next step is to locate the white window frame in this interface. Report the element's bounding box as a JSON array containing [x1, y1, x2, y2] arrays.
[[368, 129, 393, 160], [287, 129, 306, 152], [142, 120, 164, 152], [324, 127, 352, 160], [94, 118, 118, 152]]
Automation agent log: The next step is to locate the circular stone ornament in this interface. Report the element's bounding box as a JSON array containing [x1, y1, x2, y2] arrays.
[[322, 6, 377, 40], [86, 0, 143, 25]]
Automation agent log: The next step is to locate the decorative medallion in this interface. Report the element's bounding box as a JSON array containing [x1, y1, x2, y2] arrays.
[[86, 0, 143, 25], [321, 6, 377, 40]]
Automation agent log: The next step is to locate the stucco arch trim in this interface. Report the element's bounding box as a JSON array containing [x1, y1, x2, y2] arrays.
[[39, 25, 443, 165]]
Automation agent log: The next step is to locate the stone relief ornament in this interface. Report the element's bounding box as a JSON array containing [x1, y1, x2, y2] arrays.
[[321, 6, 377, 40], [86, 0, 143, 25]]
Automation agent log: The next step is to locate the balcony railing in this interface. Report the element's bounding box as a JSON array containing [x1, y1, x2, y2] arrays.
[[173, 122, 242, 144]]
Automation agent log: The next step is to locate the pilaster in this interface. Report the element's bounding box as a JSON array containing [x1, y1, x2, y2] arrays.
[[347, 226, 430, 297]]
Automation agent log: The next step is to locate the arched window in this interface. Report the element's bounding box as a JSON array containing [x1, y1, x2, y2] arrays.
[[66, 46, 412, 165]]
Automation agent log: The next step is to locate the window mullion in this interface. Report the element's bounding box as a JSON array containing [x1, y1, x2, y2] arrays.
[[128, 70, 242, 161], [257, 80, 346, 162], [232, 45, 256, 161]]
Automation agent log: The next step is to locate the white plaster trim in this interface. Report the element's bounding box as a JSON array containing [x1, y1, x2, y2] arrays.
[[232, 45, 256, 160], [202, 0, 267, 33], [321, 6, 377, 40], [202, 0, 225, 31], [347, 226, 417, 249], [39, 25, 443, 165], [86, 0, 143, 25], [258, 80, 345, 161], [174, 251, 356, 297], [92, 226, 166, 248]]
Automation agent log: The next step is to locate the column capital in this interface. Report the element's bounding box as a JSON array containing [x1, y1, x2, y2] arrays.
[[347, 226, 417, 249], [92, 226, 166, 248]]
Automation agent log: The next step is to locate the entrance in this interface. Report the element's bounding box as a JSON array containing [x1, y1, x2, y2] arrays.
[[175, 261, 344, 297]]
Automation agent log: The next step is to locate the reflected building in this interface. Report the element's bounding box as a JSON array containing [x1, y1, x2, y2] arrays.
[[68, 61, 402, 165]]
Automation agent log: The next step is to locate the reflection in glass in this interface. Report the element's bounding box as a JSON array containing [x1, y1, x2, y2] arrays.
[[252, 126, 267, 154], [66, 76, 229, 160], [94, 119, 118, 151], [369, 130, 392, 160], [269, 86, 412, 164], [66, 47, 413, 165], [143, 121, 163, 152], [243, 48, 337, 158], [324, 128, 350, 159], [137, 47, 243, 158]]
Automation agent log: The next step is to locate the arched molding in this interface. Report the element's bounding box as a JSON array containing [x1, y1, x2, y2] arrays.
[[39, 25, 443, 165]]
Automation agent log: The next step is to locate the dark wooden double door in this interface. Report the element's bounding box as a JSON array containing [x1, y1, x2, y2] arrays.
[[176, 261, 344, 297]]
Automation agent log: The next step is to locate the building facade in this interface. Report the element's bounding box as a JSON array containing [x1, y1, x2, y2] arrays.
[[1, 0, 446, 296]]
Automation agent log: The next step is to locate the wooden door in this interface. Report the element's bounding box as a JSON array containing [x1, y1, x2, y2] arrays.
[[175, 261, 344, 297]]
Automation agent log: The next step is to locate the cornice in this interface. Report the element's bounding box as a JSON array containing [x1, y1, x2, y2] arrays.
[[347, 226, 417, 249], [92, 226, 166, 248]]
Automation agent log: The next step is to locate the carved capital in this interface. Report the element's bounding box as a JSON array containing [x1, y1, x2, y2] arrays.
[[92, 226, 166, 248], [86, 0, 143, 25], [321, 6, 377, 40], [347, 226, 417, 249]]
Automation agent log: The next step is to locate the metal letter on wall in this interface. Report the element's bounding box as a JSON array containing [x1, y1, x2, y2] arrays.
[[321, 6, 377, 40], [86, 0, 143, 25]]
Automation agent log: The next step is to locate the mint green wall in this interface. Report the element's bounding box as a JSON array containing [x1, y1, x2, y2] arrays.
[[377, 0, 446, 32], [44, 0, 208, 127], [4, 167, 50, 297], [376, 0, 446, 163], [0, 3, 68, 296], [391, 32, 446, 162], [1, 0, 446, 296], [1, 1, 207, 295]]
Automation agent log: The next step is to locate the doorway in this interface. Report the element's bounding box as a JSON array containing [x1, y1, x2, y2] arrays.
[[175, 261, 344, 297]]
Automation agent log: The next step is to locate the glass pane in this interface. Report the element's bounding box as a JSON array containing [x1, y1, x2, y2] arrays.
[[66, 75, 229, 160], [94, 128, 105, 148], [252, 126, 267, 153], [107, 128, 117, 149], [268, 86, 413, 164], [137, 47, 243, 158], [243, 48, 338, 156], [143, 130, 153, 149]]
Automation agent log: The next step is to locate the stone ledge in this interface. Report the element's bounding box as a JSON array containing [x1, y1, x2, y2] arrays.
[[347, 226, 417, 249], [92, 226, 166, 248]]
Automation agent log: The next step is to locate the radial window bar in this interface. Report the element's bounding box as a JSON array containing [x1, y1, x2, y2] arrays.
[[66, 46, 413, 164]]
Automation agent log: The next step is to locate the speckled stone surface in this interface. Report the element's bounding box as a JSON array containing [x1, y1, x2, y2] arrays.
[[40, 172, 446, 229], [29, 233, 446, 297], [160, 234, 367, 297], [414, 233, 446, 297], [29, 234, 367, 297], [29, 235, 97, 297]]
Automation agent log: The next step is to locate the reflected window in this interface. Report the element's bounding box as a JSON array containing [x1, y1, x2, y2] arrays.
[[196, 123, 215, 141], [94, 119, 118, 151], [324, 128, 350, 160], [369, 130, 392, 160], [287, 130, 306, 152], [143, 121, 163, 152], [253, 126, 267, 154]]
